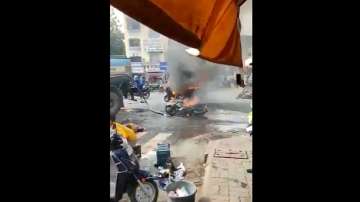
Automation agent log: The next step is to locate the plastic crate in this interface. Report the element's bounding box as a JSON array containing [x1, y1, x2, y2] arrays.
[[156, 143, 171, 167]]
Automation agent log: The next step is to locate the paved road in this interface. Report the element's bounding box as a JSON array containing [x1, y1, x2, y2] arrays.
[[115, 88, 251, 145], [112, 88, 252, 201]]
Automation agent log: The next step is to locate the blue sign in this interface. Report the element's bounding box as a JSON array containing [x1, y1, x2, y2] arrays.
[[110, 58, 130, 67], [159, 62, 168, 71]]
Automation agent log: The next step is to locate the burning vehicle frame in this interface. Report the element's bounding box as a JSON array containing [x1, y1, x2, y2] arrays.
[[163, 80, 208, 117]]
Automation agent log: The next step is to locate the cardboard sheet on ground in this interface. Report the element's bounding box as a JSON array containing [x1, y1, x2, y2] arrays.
[[111, 0, 246, 67]]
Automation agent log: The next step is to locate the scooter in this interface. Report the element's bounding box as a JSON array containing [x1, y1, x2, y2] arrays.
[[165, 100, 208, 117], [110, 129, 158, 202]]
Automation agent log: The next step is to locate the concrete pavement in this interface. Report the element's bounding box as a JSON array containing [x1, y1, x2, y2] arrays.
[[199, 134, 252, 202], [113, 89, 252, 202]]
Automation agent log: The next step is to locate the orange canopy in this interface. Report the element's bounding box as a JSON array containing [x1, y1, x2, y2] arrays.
[[111, 0, 246, 68]]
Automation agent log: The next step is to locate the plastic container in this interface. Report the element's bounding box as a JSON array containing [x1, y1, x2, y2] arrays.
[[165, 180, 197, 202], [156, 143, 171, 167]]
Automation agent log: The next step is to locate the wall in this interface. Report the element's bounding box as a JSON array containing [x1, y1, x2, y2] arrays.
[[239, 0, 252, 36]]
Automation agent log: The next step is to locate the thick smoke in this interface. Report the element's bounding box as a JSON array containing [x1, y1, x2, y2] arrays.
[[166, 40, 239, 101]]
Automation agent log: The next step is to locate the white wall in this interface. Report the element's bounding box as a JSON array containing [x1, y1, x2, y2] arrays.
[[239, 0, 252, 36]]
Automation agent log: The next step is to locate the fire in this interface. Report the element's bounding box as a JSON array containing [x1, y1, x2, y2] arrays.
[[186, 82, 200, 91], [187, 85, 200, 91], [170, 82, 202, 106], [183, 96, 200, 107]]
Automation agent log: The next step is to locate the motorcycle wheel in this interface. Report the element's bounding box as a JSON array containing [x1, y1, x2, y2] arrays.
[[128, 180, 158, 202], [143, 91, 150, 99], [163, 95, 170, 102], [165, 105, 177, 116]]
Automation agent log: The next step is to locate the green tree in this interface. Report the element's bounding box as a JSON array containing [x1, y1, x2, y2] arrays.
[[110, 8, 126, 56]]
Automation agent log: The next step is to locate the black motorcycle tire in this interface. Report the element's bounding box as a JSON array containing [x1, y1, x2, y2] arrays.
[[163, 95, 170, 102], [143, 91, 150, 100], [127, 179, 158, 202], [165, 105, 177, 116]]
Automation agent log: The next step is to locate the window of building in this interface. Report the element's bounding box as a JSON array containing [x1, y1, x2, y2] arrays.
[[129, 38, 141, 47], [126, 18, 140, 31], [149, 53, 161, 64], [130, 56, 142, 62]]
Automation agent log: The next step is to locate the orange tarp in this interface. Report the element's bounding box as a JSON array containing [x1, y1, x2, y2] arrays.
[[111, 0, 246, 67]]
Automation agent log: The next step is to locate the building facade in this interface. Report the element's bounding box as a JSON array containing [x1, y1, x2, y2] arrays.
[[122, 16, 169, 75], [239, 0, 252, 62]]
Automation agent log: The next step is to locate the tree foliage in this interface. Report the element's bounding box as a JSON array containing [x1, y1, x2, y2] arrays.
[[110, 8, 126, 56]]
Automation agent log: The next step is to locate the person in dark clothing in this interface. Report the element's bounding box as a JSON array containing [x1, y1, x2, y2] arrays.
[[133, 75, 145, 101], [122, 77, 136, 101]]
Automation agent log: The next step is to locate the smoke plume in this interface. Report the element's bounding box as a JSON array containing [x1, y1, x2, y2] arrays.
[[166, 40, 239, 101]]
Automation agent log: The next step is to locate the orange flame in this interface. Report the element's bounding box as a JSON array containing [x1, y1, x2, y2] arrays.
[[183, 96, 200, 107]]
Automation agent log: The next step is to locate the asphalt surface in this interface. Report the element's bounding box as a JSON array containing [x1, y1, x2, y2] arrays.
[[111, 88, 252, 201], [115, 88, 251, 145]]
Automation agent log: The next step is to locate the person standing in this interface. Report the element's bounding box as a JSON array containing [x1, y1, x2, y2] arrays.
[[134, 75, 145, 101], [122, 76, 136, 101]]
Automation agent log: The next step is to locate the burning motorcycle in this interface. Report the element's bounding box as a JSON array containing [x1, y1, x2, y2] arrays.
[[110, 128, 158, 202], [165, 98, 208, 117], [163, 87, 182, 102], [163, 86, 198, 102]]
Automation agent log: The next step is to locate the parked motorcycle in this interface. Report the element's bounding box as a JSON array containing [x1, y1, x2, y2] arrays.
[[130, 82, 151, 100], [110, 130, 158, 202], [165, 100, 208, 117]]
